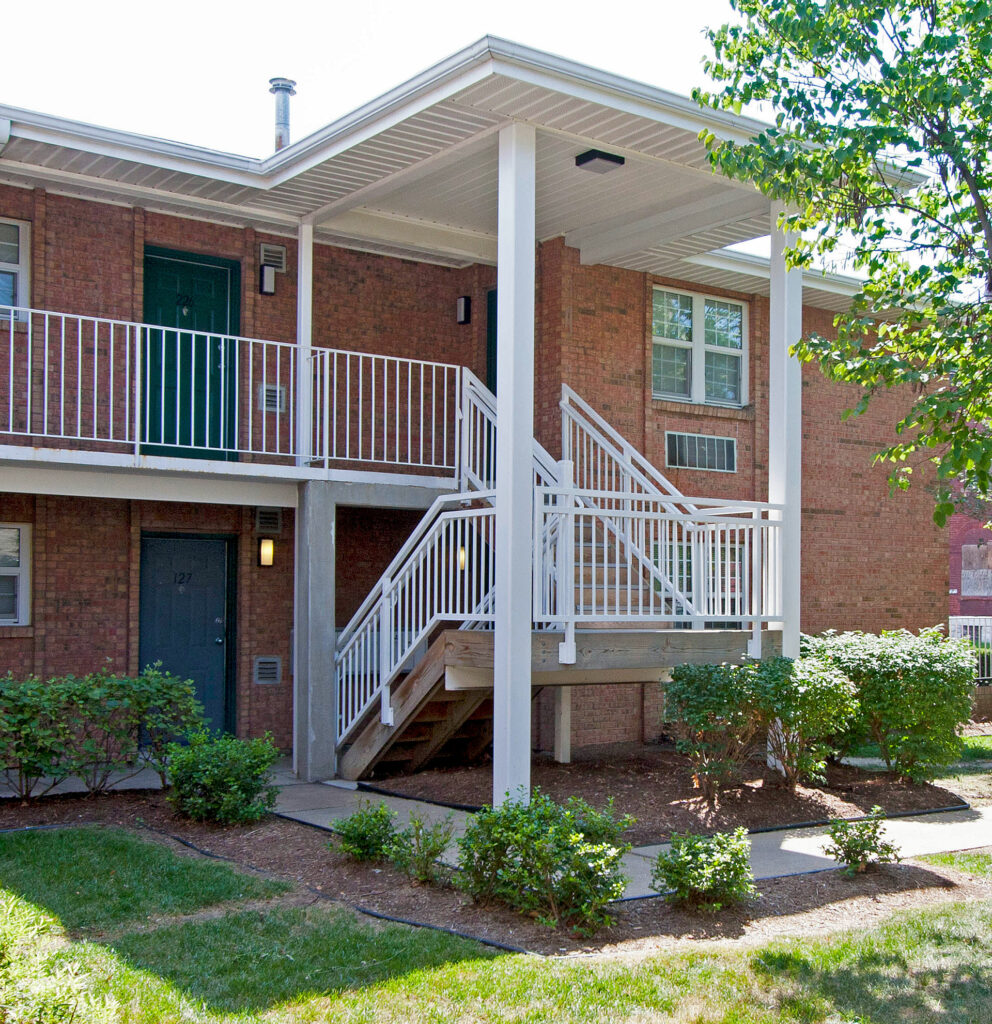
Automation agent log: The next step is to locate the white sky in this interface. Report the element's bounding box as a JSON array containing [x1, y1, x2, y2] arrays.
[[2, 0, 740, 157]]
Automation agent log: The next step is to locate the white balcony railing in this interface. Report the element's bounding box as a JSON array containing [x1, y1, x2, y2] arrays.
[[0, 306, 464, 476]]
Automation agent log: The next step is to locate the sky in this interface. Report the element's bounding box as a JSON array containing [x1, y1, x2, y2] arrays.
[[2, 0, 742, 157]]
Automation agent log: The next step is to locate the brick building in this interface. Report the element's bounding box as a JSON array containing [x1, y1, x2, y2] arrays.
[[0, 38, 946, 803]]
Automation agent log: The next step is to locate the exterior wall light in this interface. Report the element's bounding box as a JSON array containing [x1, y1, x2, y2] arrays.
[[258, 537, 275, 566], [456, 295, 471, 324], [575, 149, 625, 173], [259, 264, 277, 295], [458, 545, 467, 570]]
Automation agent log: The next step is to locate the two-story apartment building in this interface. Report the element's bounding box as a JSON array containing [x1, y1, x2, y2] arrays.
[[0, 38, 946, 803]]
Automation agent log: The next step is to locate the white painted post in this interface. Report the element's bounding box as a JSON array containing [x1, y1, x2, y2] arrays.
[[492, 122, 536, 807], [557, 458, 577, 665], [553, 687, 572, 764], [768, 202, 803, 660], [768, 202, 803, 775], [295, 216, 314, 466]]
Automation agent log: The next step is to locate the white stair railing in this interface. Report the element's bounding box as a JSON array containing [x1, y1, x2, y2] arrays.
[[535, 487, 782, 628]]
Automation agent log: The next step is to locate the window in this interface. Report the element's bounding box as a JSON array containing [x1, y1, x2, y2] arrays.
[[0, 218, 30, 315], [0, 524, 31, 625], [652, 287, 747, 406], [666, 431, 737, 473]]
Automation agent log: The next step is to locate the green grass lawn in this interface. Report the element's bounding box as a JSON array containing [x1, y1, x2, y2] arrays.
[[2, 827, 992, 1022]]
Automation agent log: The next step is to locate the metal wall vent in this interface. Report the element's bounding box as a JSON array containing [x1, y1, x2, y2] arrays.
[[253, 655, 282, 685], [665, 432, 737, 473], [254, 507, 283, 534], [259, 242, 288, 272], [257, 383, 287, 414]]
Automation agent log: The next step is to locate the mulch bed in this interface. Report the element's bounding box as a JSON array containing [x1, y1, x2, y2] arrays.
[[371, 748, 967, 845], [1, 789, 988, 956]]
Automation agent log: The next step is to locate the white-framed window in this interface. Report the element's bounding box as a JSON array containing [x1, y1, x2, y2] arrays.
[[0, 218, 30, 315], [0, 523, 31, 625], [665, 431, 737, 473], [652, 287, 747, 407]]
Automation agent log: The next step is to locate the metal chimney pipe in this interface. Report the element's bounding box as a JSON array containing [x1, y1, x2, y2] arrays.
[[269, 77, 297, 151]]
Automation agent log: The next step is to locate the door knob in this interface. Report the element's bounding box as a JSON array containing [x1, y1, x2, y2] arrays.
[[214, 636, 224, 645]]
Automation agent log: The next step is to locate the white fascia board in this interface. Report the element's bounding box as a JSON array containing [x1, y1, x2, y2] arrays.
[[685, 250, 865, 297]]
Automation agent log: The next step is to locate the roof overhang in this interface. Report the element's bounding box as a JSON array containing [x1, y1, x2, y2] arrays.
[[0, 36, 890, 299]]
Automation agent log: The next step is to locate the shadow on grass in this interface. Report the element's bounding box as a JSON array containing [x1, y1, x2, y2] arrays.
[[105, 903, 500, 1013], [0, 825, 289, 935], [748, 902, 992, 1022]]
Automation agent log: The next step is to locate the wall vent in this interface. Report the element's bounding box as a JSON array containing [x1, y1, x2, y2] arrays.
[[665, 432, 737, 473], [253, 655, 282, 685], [257, 382, 287, 415], [254, 507, 283, 534], [259, 242, 288, 272]]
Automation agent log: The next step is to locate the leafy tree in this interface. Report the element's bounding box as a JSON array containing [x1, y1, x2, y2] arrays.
[[695, 1, 992, 523]]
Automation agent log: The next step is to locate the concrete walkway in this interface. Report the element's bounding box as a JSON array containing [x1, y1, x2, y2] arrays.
[[272, 779, 992, 899]]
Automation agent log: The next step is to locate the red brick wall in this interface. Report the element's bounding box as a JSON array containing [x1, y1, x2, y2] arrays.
[[0, 493, 296, 751], [949, 512, 992, 617]]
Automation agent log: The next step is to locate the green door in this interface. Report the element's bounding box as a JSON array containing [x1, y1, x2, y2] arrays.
[[486, 288, 498, 394], [142, 248, 240, 459]]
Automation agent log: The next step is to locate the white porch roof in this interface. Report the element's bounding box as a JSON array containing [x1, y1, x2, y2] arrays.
[[0, 36, 858, 305]]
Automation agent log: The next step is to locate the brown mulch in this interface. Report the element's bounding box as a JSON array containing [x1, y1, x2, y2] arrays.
[[1, 789, 989, 956], [372, 749, 967, 845]]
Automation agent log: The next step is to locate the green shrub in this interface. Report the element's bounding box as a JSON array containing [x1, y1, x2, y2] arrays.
[[333, 801, 398, 861], [804, 627, 975, 780], [752, 656, 859, 789], [166, 731, 279, 823], [387, 812, 455, 883], [456, 790, 634, 935], [651, 828, 756, 911], [0, 674, 73, 799], [0, 666, 202, 798], [665, 662, 763, 805], [824, 807, 901, 876]]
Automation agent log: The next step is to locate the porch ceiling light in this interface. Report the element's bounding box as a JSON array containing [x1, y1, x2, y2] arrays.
[[575, 149, 625, 174], [258, 537, 275, 567]]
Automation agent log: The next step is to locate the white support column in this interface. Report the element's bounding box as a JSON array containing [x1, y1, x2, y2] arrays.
[[492, 122, 536, 806], [769, 202, 803, 660], [553, 688, 572, 764], [295, 216, 314, 465]]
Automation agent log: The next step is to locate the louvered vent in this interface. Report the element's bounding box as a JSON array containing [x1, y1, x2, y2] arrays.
[[253, 656, 282, 685], [254, 507, 283, 534], [665, 432, 737, 473], [259, 242, 288, 272], [257, 383, 287, 414]]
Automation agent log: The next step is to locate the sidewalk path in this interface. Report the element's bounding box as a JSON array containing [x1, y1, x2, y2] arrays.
[[273, 780, 992, 899]]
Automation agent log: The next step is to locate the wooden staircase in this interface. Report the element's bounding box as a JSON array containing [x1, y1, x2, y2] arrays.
[[336, 626, 780, 780]]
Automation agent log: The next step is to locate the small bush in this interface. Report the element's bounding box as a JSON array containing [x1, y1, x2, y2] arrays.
[[333, 801, 397, 861], [387, 812, 455, 883], [166, 731, 279, 823], [651, 828, 756, 911], [456, 790, 634, 935], [665, 662, 763, 805], [0, 674, 73, 799], [0, 666, 202, 798], [805, 627, 975, 780], [752, 656, 858, 789], [824, 807, 901, 876]]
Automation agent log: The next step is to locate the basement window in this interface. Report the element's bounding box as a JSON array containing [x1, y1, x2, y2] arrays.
[[652, 287, 747, 406], [0, 218, 30, 316], [0, 524, 31, 625], [665, 432, 737, 473]]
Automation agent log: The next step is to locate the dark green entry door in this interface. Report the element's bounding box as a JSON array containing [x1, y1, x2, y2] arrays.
[[486, 288, 497, 394], [139, 535, 235, 733], [143, 248, 240, 459]]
